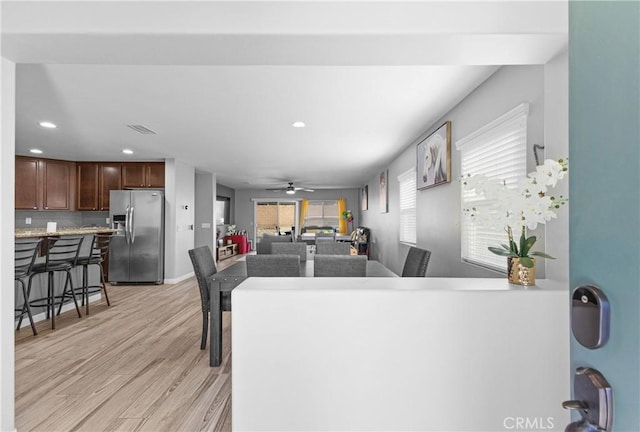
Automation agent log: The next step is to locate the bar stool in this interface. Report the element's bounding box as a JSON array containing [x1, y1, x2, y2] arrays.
[[71, 234, 112, 315], [22, 236, 84, 330], [14, 238, 42, 335]]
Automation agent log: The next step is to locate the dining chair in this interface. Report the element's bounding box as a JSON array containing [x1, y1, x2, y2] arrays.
[[271, 242, 307, 262], [401, 246, 432, 277], [314, 255, 367, 277], [315, 242, 351, 255], [246, 255, 300, 277], [14, 238, 42, 335], [188, 246, 222, 351]]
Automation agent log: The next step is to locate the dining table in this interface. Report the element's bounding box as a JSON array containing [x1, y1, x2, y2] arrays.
[[207, 258, 397, 366]]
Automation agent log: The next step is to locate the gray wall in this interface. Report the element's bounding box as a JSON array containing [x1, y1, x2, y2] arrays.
[[194, 171, 215, 252], [362, 64, 568, 277], [234, 188, 361, 245], [164, 159, 195, 282]]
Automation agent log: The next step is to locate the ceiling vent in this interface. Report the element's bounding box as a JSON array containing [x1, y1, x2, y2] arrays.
[[127, 124, 157, 135]]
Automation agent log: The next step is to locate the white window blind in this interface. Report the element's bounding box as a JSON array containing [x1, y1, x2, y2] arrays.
[[398, 169, 417, 245], [456, 103, 529, 272], [304, 200, 339, 228]]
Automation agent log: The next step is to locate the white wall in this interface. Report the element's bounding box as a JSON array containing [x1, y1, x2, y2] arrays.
[[0, 57, 16, 432], [234, 188, 361, 244], [363, 64, 567, 278], [164, 159, 195, 283]]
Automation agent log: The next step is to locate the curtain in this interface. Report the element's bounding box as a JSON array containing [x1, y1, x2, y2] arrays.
[[299, 199, 309, 230], [337, 197, 347, 234]]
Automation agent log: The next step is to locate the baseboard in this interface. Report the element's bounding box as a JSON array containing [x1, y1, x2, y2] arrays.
[[163, 271, 194, 284]]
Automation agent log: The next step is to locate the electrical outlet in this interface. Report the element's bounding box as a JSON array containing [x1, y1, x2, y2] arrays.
[[106, 217, 110, 225], [25, 217, 32, 225]]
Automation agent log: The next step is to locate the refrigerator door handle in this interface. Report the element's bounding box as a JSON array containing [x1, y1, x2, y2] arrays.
[[125, 205, 131, 244], [130, 206, 135, 243]]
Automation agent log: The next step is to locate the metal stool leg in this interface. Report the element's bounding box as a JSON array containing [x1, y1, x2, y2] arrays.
[[17, 278, 38, 335]]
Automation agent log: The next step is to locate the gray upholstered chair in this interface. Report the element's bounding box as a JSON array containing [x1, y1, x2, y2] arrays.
[[188, 246, 223, 352], [246, 254, 301, 277], [315, 242, 351, 255], [314, 255, 367, 277], [401, 246, 432, 277], [256, 234, 292, 254], [271, 242, 307, 262]]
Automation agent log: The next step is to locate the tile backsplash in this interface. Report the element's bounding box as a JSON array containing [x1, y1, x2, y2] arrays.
[[16, 210, 110, 229]]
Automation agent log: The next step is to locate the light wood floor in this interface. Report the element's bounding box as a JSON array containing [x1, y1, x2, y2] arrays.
[[15, 256, 241, 432]]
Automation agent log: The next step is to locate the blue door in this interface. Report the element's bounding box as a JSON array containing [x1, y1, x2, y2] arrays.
[[569, 2, 639, 430]]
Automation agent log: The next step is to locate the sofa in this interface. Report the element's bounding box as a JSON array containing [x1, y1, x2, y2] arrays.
[[256, 234, 292, 254]]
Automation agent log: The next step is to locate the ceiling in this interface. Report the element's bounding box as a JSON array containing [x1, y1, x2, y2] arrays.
[[2, 1, 568, 191]]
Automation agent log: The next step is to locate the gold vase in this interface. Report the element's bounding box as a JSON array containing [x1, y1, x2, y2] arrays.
[[507, 257, 536, 286]]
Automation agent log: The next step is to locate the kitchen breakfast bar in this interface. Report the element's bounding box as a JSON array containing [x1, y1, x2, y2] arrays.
[[14, 227, 117, 332]]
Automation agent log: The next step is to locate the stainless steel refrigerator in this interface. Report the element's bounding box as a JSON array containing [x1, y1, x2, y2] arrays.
[[109, 190, 164, 284]]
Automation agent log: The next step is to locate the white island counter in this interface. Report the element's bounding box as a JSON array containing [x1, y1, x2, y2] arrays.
[[232, 277, 570, 431]]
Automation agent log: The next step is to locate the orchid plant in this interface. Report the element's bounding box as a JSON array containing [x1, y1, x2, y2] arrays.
[[461, 158, 568, 268]]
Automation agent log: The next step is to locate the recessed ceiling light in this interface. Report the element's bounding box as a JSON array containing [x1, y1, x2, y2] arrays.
[[39, 121, 57, 129], [122, 149, 134, 155], [292, 121, 306, 128], [29, 148, 43, 154]]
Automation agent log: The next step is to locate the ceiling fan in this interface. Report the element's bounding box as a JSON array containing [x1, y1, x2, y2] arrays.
[[266, 182, 315, 195]]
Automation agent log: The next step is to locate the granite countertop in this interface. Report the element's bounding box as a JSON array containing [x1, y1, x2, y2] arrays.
[[15, 226, 118, 238]]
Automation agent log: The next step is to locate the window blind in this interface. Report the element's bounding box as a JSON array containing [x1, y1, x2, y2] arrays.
[[304, 200, 339, 228], [456, 103, 529, 272], [398, 169, 417, 245]]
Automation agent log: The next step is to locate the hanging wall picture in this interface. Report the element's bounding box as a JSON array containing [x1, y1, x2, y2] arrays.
[[417, 120, 452, 189], [379, 170, 388, 213]]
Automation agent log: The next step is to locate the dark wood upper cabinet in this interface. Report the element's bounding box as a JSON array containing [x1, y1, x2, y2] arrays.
[[121, 163, 146, 188], [99, 163, 122, 210], [77, 162, 122, 211], [16, 157, 161, 212], [15, 156, 40, 210], [42, 159, 75, 210], [122, 162, 164, 188], [16, 157, 75, 211], [146, 162, 165, 188], [77, 162, 100, 210]]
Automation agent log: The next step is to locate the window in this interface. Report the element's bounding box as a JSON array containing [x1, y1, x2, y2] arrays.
[[303, 200, 339, 229], [255, 201, 297, 237], [398, 169, 417, 245], [456, 103, 529, 272]]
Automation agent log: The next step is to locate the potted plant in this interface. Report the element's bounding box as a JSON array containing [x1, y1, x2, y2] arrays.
[[461, 158, 568, 285]]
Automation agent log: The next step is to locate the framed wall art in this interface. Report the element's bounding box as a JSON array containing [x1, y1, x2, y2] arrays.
[[379, 170, 388, 213], [417, 121, 451, 189]]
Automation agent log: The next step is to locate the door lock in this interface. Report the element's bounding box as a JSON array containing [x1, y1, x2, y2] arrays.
[[563, 367, 613, 432]]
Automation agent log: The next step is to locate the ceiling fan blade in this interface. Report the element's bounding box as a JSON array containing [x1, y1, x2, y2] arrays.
[[265, 187, 285, 191]]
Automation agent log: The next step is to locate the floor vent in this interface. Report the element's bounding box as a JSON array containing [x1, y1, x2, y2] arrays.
[[127, 124, 157, 135]]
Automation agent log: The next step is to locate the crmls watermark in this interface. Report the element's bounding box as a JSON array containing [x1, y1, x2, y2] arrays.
[[503, 416, 555, 430]]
